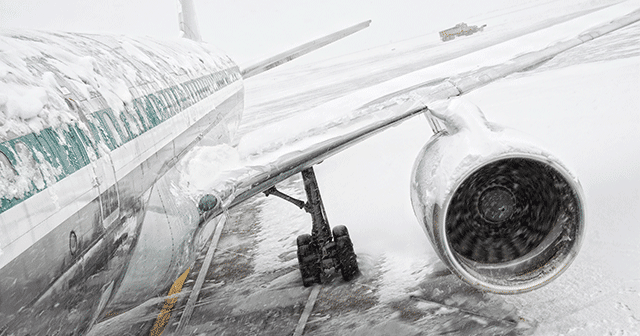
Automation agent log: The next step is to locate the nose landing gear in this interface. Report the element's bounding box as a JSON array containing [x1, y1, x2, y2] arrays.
[[264, 167, 359, 287]]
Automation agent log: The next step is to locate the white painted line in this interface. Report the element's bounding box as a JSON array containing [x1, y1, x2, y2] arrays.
[[293, 285, 321, 336], [174, 212, 227, 333]]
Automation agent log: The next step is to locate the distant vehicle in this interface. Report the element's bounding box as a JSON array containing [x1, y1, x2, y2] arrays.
[[440, 22, 487, 41]]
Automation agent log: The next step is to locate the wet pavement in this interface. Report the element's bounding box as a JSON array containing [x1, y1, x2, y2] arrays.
[[155, 176, 537, 336]]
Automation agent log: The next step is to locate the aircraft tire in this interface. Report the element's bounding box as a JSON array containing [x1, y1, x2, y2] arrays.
[[332, 225, 349, 238], [297, 234, 321, 287], [297, 233, 312, 246], [333, 226, 359, 281]]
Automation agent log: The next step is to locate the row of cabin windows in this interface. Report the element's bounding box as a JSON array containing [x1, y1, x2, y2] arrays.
[[83, 68, 240, 150], [0, 108, 138, 213], [0, 125, 96, 212], [0, 125, 122, 218], [0, 140, 118, 220], [0, 68, 239, 214]]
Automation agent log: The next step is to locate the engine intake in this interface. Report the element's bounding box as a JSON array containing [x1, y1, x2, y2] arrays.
[[411, 99, 585, 294]]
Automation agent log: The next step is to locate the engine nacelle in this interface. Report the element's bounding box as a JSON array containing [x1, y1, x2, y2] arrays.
[[411, 99, 585, 294]]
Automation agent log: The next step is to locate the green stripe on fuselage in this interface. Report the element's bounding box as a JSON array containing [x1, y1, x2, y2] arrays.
[[0, 67, 240, 214]]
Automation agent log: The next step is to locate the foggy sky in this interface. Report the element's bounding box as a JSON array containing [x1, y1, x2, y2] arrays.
[[0, 0, 531, 66]]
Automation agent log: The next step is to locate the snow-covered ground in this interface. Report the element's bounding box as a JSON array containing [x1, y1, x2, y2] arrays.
[[328, 55, 639, 335], [318, 25, 640, 336], [220, 2, 640, 334], [157, 1, 640, 334], [467, 52, 640, 336]]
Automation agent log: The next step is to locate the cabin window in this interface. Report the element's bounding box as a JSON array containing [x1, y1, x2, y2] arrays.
[[118, 110, 135, 140], [62, 127, 91, 169], [187, 81, 197, 100], [13, 142, 45, 190], [191, 80, 201, 100], [149, 94, 168, 121], [0, 150, 16, 181], [200, 78, 209, 95], [206, 76, 214, 92], [122, 104, 142, 136], [195, 79, 204, 97], [139, 97, 157, 127], [100, 113, 122, 148], [132, 98, 151, 131], [158, 90, 174, 117]]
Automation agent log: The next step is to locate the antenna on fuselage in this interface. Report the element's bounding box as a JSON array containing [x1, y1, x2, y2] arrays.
[[178, 0, 202, 41]]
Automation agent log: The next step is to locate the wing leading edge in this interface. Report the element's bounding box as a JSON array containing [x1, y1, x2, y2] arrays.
[[240, 20, 371, 79], [196, 5, 640, 220]]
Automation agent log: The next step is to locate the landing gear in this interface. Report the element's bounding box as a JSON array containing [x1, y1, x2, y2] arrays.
[[332, 225, 358, 281], [264, 167, 359, 287], [296, 234, 321, 287]]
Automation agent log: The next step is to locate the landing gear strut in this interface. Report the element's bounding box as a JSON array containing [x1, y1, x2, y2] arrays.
[[264, 167, 359, 286]]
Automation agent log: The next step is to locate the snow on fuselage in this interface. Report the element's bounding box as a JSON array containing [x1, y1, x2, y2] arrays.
[[0, 30, 244, 332]]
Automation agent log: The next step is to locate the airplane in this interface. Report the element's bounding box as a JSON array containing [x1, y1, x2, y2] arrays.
[[1, 0, 639, 334]]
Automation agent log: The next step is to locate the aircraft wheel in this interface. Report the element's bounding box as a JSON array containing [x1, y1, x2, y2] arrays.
[[297, 233, 312, 246], [297, 234, 321, 287], [332, 226, 359, 281]]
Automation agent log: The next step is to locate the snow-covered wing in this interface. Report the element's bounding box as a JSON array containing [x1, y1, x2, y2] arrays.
[[182, 3, 640, 217], [240, 20, 371, 79]]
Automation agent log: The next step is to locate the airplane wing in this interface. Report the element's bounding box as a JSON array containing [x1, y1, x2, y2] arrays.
[[171, 3, 639, 298], [184, 3, 640, 221], [131, 3, 640, 332], [240, 20, 372, 79]]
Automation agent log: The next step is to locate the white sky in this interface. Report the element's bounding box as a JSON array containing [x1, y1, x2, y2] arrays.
[[0, 0, 536, 65]]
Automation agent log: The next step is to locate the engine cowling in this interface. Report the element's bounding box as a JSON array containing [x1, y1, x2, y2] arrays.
[[411, 99, 585, 294]]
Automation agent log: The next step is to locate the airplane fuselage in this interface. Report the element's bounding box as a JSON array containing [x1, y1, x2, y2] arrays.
[[0, 30, 244, 332]]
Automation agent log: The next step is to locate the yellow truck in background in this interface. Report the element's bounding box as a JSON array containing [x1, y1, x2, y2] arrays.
[[439, 22, 486, 41]]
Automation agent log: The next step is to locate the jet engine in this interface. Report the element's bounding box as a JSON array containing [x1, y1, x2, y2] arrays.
[[411, 99, 585, 294]]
